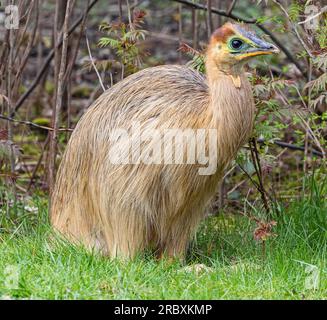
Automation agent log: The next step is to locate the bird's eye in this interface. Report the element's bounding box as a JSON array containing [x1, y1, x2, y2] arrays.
[[231, 39, 244, 50]]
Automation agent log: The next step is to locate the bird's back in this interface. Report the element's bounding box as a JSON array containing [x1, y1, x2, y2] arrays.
[[51, 65, 214, 250], [78, 65, 210, 133]]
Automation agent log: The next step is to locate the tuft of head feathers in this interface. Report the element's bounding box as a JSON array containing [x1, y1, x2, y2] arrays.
[[211, 22, 237, 43]]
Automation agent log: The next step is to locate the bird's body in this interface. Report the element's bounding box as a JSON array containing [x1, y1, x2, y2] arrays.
[[51, 23, 278, 259]]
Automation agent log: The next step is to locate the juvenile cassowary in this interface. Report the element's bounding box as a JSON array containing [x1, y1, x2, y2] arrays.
[[51, 23, 279, 259]]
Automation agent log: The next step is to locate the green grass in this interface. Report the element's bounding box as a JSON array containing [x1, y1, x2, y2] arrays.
[[0, 179, 326, 300]]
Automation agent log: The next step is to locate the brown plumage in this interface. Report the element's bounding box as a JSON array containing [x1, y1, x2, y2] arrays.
[[50, 23, 279, 259]]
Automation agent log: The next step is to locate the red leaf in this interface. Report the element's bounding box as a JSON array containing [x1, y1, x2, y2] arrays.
[[0, 129, 8, 141], [253, 221, 277, 242]]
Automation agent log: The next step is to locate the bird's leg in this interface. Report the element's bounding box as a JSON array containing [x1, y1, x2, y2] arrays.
[[103, 209, 149, 259], [156, 226, 191, 262]]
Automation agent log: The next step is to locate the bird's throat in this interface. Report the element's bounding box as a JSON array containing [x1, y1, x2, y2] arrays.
[[206, 58, 244, 89]]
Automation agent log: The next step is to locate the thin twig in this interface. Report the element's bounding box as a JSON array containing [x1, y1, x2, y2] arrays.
[[26, 135, 50, 192], [64, 0, 90, 85], [191, 7, 198, 49], [85, 31, 106, 92], [118, 0, 123, 21], [249, 138, 270, 212], [298, 6, 327, 25], [227, 0, 237, 15], [207, 0, 213, 38], [238, 163, 261, 191], [7, 5, 17, 201], [0, 114, 73, 132], [178, 4, 183, 63]]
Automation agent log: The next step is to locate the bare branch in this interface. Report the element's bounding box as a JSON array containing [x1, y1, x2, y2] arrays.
[[257, 139, 324, 158], [11, 0, 99, 118], [0, 114, 73, 132], [207, 0, 213, 38], [49, 0, 74, 193], [170, 0, 256, 23]]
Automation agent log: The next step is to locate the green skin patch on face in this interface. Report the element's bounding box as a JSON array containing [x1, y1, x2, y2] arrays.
[[227, 36, 257, 55], [226, 26, 277, 56]]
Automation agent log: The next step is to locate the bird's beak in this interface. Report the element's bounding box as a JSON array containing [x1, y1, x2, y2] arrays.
[[250, 44, 280, 56], [244, 36, 280, 58]]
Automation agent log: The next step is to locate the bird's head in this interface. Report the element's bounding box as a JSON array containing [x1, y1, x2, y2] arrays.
[[206, 22, 279, 73]]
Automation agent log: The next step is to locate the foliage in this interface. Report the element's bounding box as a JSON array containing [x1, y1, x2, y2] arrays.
[[97, 9, 148, 78], [179, 43, 206, 73]]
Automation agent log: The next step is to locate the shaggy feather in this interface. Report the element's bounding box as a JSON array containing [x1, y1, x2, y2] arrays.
[[51, 25, 257, 259]]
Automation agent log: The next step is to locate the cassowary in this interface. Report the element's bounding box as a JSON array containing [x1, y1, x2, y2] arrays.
[[51, 23, 279, 259]]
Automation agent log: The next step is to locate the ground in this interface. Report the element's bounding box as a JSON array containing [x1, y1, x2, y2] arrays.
[[0, 185, 325, 300]]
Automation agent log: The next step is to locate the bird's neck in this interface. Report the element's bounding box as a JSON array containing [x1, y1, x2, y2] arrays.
[[206, 65, 255, 166], [206, 58, 245, 83], [208, 68, 242, 83]]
